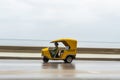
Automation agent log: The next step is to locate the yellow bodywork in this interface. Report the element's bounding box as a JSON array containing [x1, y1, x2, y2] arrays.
[[41, 38, 77, 60]]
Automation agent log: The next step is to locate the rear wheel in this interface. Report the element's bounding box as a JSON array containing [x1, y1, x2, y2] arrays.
[[64, 56, 73, 63], [43, 57, 49, 63]]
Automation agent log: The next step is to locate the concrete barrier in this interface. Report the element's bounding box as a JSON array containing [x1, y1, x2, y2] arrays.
[[78, 48, 120, 54], [0, 46, 43, 53], [0, 46, 120, 54]]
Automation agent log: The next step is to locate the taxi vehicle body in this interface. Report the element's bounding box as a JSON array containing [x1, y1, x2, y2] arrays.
[[41, 38, 77, 63]]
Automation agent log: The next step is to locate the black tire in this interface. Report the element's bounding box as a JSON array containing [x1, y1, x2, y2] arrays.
[[64, 56, 73, 63], [43, 57, 49, 63]]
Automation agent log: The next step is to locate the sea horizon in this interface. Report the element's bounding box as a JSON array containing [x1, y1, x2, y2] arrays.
[[0, 39, 120, 48]]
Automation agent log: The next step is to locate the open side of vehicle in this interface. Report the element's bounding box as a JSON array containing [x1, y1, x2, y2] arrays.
[[41, 38, 77, 63]]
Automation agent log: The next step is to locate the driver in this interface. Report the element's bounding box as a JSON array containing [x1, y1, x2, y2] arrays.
[[51, 42, 59, 58]]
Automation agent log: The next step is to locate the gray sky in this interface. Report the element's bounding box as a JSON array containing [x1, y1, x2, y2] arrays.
[[0, 0, 120, 42]]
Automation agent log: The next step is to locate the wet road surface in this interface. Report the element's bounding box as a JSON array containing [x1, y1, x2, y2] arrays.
[[0, 60, 120, 80]]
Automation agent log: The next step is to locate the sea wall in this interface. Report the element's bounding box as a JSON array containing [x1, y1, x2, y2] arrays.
[[0, 46, 120, 54]]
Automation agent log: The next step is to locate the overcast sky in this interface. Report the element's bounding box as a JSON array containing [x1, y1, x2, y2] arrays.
[[0, 0, 120, 42]]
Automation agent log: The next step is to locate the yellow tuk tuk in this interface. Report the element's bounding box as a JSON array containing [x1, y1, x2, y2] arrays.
[[41, 38, 77, 63]]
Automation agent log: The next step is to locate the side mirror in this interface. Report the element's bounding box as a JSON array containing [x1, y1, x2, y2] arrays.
[[66, 46, 70, 50]]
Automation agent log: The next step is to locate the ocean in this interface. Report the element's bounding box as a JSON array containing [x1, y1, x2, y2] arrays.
[[0, 39, 120, 48]]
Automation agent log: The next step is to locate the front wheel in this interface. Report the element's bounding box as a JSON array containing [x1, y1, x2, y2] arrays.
[[64, 56, 73, 63], [43, 57, 49, 63]]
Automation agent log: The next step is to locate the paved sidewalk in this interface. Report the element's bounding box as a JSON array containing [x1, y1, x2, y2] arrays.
[[0, 52, 120, 60]]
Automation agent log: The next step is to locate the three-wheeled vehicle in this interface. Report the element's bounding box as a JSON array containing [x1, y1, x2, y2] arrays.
[[41, 38, 77, 63]]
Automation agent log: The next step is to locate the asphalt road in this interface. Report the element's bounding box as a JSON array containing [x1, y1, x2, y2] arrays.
[[0, 60, 120, 80]]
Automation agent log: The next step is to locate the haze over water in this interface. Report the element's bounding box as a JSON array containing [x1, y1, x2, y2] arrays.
[[0, 39, 120, 48]]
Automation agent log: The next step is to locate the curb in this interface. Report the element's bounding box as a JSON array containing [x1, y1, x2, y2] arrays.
[[76, 58, 120, 61], [0, 57, 120, 61]]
